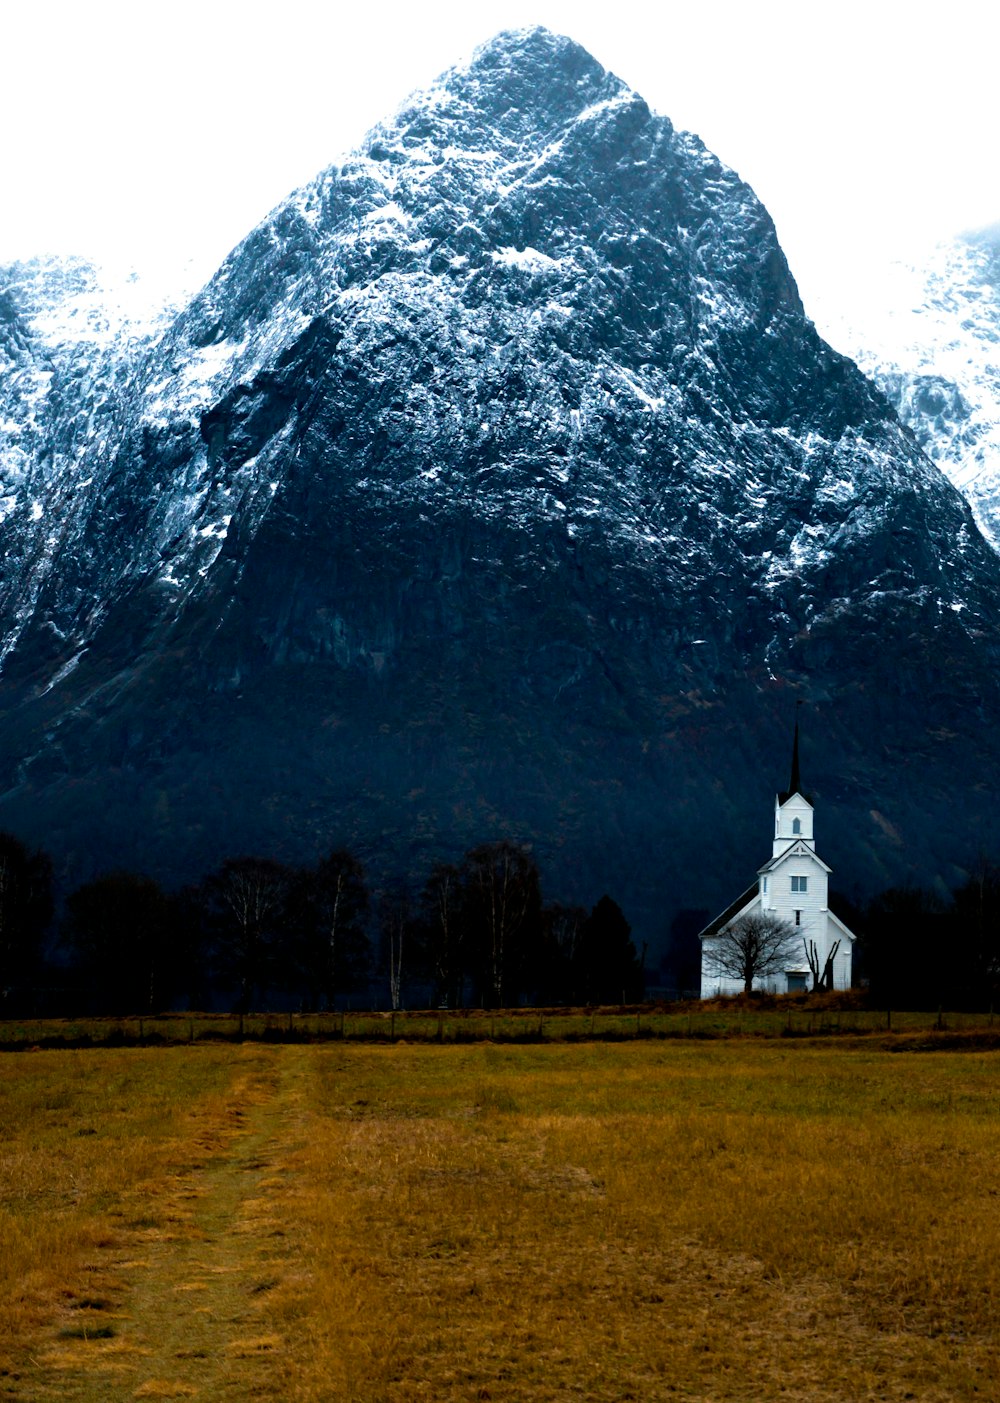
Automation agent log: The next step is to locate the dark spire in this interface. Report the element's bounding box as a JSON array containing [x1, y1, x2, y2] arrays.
[[778, 702, 810, 804], [788, 713, 801, 797]]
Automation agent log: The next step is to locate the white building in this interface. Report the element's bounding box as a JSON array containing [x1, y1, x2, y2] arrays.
[[699, 725, 856, 997]]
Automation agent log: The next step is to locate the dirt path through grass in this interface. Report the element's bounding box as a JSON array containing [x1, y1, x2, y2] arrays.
[[7, 1041, 1000, 1401], [17, 1045, 308, 1402]]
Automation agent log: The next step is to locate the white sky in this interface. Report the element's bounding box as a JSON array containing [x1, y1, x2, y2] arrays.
[[1, 0, 997, 317]]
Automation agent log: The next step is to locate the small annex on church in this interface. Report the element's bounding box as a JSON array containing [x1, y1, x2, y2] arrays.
[[699, 723, 856, 998]]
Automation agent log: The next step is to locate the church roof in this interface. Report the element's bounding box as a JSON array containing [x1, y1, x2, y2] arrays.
[[827, 904, 859, 944], [697, 884, 760, 941], [758, 842, 831, 875]]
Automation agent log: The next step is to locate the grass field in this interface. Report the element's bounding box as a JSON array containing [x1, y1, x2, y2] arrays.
[[2, 1040, 999, 1401]]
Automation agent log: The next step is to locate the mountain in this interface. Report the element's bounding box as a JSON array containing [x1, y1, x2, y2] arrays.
[[2, 27, 1000, 949], [814, 226, 1000, 552]]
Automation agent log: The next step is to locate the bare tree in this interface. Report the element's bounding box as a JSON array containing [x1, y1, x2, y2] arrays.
[[702, 912, 799, 994], [290, 851, 369, 1010], [417, 862, 469, 1007], [378, 886, 411, 1012], [536, 902, 586, 1003], [805, 937, 841, 991], [463, 841, 541, 1008], [200, 857, 291, 1012]]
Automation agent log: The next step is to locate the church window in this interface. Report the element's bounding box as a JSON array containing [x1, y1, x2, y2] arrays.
[[795, 909, 801, 925], [762, 877, 768, 893], [792, 818, 801, 834], [791, 875, 808, 893]]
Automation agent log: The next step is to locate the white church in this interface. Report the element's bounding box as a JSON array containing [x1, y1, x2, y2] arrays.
[[699, 724, 856, 997]]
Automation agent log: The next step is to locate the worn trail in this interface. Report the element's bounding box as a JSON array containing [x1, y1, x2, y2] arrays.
[[17, 1046, 309, 1402]]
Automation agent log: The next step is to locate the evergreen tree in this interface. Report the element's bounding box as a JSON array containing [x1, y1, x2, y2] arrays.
[[63, 871, 174, 1014], [574, 895, 643, 1003], [861, 886, 945, 1009], [950, 858, 1000, 1007], [0, 832, 52, 1013]]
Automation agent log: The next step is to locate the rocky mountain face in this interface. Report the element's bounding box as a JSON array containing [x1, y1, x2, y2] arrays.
[[815, 226, 1000, 552], [2, 27, 1000, 949]]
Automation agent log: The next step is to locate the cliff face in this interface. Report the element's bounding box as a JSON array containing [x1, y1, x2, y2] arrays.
[[815, 225, 1000, 553], [1, 28, 999, 937]]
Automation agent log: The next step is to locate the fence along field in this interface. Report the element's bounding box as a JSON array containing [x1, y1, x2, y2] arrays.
[[3, 999, 999, 1049], [2, 1040, 999, 1401]]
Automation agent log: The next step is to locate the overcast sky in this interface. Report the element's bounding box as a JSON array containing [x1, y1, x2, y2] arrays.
[[2, 0, 996, 316]]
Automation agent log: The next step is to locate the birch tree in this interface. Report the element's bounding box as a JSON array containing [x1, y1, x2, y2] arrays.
[[463, 841, 541, 1008], [378, 885, 411, 1011], [418, 862, 465, 1007], [201, 857, 291, 1012], [292, 851, 369, 1009]]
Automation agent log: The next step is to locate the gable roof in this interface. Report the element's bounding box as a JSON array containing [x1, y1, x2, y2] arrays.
[[828, 907, 858, 945], [777, 788, 813, 809], [697, 884, 760, 942], [758, 841, 831, 876]]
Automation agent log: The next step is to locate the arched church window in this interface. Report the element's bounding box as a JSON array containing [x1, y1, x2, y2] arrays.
[[792, 818, 801, 834]]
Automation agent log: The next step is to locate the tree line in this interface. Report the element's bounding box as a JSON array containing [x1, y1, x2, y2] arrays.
[[857, 865, 1000, 1010], [0, 834, 645, 1017]]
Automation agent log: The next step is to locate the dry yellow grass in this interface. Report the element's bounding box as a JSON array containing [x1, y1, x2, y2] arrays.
[[2, 1040, 999, 1400], [0, 1044, 290, 1400]]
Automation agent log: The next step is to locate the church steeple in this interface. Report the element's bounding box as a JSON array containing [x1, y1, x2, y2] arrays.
[[778, 705, 810, 805], [788, 716, 801, 797], [774, 705, 814, 853]]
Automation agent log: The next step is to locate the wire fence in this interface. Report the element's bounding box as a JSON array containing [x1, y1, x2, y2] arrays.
[[1, 1004, 998, 1049]]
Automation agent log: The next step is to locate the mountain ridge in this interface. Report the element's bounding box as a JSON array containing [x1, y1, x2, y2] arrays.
[[1, 28, 999, 947]]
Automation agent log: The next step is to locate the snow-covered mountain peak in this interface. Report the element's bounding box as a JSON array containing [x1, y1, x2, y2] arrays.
[[813, 227, 1000, 548], [1, 28, 988, 665], [3, 31, 1000, 928], [396, 27, 625, 144]]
